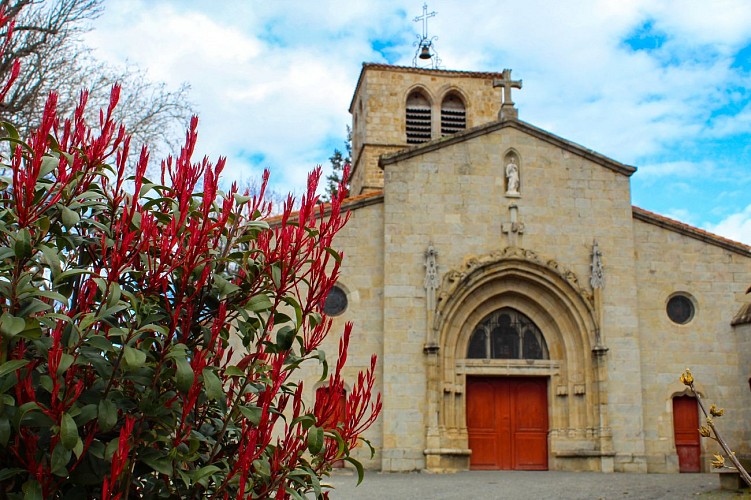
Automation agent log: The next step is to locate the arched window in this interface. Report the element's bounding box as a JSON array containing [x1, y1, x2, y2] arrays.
[[441, 93, 466, 136], [467, 308, 548, 360], [406, 90, 431, 144]]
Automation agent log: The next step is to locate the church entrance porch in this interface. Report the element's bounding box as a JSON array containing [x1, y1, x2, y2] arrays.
[[424, 248, 614, 473], [467, 376, 548, 470]]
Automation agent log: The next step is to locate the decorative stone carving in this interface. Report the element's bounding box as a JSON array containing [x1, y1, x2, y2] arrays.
[[501, 204, 524, 245], [435, 247, 594, 318], [590, 240, 604, 289], [424, 244, 440, 305], [574, 384, 586, 396], [424, 244, 441, 352]]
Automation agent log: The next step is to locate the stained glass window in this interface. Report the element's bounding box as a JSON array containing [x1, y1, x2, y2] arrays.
[[467, 308, 548, 360]]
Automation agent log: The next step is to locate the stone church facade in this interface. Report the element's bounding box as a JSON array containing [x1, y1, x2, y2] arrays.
[[316, 63, 751, 474]]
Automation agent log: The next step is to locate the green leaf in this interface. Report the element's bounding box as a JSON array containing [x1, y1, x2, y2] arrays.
[[13, 228, 31, 259], [252, 457, 270, 478], [141, 453, 173, 475], [97, 399, 117, 432], [345, 456, 365, 485], [0, 468, 23, 482], [224, 366, 244, 378], [324, 246, 343, 263], [191, 465, 221, 486], [307, 425, 324, 454], [213, 274, 240, 297], [246, 293, 273, 313], [276, 325, 295, 351], [0, 121, 19, 141], [86, 335, 114, 353], [17, 318, 42, 340], [50, 443, 72, 476], [0, 359, 28, 378], [72, 436, 84, 459], [123, 346, 146, 369], [60, 412, 78, 450], [39, 245, 62, 278], [21, 479, 42, 500], [0, 417, 10, 447], [202, 368, 223, 401], [238, 404, 262, 425], [39, 155, 58, 178], [76, 404, 98, 426], [57, 353, 74, 376], [61, 206, 80, 228], [0, 313, 26, 338], [17, 300, 50, 318], [174, 357, 194, 393], [271, 265, 282, 289], [53, 268, 94, 285]]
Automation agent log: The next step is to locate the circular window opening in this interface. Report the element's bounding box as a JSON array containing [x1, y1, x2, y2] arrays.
[[667, 294, 695, 325], [323, 286, 348, 316]]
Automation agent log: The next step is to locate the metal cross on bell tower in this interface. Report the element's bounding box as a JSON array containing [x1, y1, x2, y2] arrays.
[[412, 3, 442, 68]]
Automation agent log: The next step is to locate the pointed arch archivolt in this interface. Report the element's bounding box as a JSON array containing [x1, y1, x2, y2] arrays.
[[434, 247, 596, 359]]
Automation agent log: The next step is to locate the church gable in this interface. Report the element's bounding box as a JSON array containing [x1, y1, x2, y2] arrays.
[[380, 118, 636, 178]]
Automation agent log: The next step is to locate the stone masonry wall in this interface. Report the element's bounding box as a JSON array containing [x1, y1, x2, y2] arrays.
[[297, 199, 385, 469], [632, 218, 751, 472]]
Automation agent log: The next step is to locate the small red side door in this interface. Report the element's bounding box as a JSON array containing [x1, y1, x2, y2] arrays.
[[673, 396, 701, 472]]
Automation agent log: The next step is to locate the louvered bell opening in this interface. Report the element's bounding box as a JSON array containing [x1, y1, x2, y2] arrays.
[[406, 106, 432, 144], [441, 108, 466, 136], [441, 94, 466, 137]]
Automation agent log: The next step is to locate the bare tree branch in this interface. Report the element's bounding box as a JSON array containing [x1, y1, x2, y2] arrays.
[[0, 0, 194, 176]]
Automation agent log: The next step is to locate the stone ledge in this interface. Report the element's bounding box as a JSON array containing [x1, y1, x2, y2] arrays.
[[424, 448, 472, 456], [553, 450, 616, 458]]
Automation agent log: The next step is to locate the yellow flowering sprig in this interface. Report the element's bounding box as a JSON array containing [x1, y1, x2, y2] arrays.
[[679, 368, 694, 386], [679, 368, 751, 484], [709, 404, 724, 417]]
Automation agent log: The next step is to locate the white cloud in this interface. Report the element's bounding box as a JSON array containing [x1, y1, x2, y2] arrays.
[[79, 0, 751, 227], [705, 204, 751, 245]]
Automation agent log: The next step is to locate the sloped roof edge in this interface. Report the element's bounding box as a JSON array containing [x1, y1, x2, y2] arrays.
[[378, 118, 637, 177], [632, 206, 751, 257], [265, 190, 384, 225]]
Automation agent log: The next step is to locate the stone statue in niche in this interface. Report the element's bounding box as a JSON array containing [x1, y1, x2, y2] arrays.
[[505, 156, 520, 196]]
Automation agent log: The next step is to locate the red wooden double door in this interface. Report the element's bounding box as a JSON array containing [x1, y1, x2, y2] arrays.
[[467, 376, 548, 470]]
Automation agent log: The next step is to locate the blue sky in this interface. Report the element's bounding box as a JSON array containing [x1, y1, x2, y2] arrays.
[[85, 0, 751, 244]]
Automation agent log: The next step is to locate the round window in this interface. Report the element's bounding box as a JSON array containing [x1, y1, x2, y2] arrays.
[[667, 294, 695, 325], [323, 286, 348, 316]]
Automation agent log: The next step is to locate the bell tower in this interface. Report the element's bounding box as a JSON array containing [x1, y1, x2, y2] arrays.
[[348, 65, 517, 195]]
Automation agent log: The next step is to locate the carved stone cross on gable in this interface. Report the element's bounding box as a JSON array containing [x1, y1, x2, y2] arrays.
[[492, 68, 522, 120], [501, 204, 525, 247]]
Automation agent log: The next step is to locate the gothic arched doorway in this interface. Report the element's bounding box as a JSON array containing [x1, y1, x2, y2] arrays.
[[465, 309, 549, 470], [424, 248, 610, 473]]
